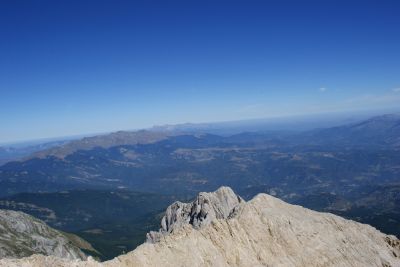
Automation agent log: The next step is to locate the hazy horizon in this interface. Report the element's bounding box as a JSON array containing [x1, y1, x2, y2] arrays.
[[1, 0, 400, 143], [1, 107, 399, 146]]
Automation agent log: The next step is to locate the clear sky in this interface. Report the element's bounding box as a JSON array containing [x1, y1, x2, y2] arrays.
[[1, 0, 400, 143]]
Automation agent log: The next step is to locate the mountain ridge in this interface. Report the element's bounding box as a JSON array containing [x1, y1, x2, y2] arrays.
[[1, 186, 399, 267], [0, 209, 96, 260], [300, 113, 400, 149], [30, 130, 176, 159]]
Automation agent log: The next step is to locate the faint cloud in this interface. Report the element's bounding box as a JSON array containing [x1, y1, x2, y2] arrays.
[[319, 87, 327, 93], [392, 88, 400, 93]]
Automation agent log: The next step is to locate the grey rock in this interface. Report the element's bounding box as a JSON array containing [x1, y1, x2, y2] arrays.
[[146, 186, 244, 242], [0, 209, 90, 260]]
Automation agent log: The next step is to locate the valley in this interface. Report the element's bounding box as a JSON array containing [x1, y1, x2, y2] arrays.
[[0, 114, 399, 261], [0, 190, 184, 260]]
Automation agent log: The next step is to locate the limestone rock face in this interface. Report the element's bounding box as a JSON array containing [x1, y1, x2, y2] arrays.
[[146, 186, 244, 242], [0, 210, 89, 260], [1, 187, 400, 267]]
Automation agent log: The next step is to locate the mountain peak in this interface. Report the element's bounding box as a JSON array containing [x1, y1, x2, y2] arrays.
[[146, 186, 244, 243]]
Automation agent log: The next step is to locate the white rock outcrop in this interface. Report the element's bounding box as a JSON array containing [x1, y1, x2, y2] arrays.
[[1, 187, 399, 267], [146, 186, 244, 242]]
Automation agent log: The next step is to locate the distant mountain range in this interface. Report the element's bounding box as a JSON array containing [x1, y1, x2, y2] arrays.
[[0, 114, 399, 195], [298, 113, 400, 148], [0, 113, 399, 263], [0, 140, 69, 165], [1, 111, 396, 164], [30, 130, 174, 159], [13, 113, 400, 160], [150, 110, 382, 135]]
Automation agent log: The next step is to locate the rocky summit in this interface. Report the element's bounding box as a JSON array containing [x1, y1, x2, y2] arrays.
[[1, 187, 399, 267], [146, 186, 244, 243]]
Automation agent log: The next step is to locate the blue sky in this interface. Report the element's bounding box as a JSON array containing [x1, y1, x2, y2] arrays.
[[1, 0, 400, 143]]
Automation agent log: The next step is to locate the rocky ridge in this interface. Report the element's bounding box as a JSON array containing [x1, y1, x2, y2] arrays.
[[146, 186, 243, 242], [1, 187, 400, 266], [0, 210, 93, 260], [31, 130, 176, 159]]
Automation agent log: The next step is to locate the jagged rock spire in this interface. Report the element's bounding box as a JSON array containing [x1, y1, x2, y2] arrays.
[[147, 186, 244, 242]]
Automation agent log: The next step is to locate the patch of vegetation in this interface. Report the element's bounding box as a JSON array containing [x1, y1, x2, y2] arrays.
[[0, 190, 188, 260]]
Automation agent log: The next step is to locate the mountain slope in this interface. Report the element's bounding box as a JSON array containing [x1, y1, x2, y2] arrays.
[[0, 140, 68, 166], [301, 114, 400, 149], [0, 190, 184, 260], [0, 210, 95, 260], [1, 187, 399, 267], [31, 130, 175, 159]]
